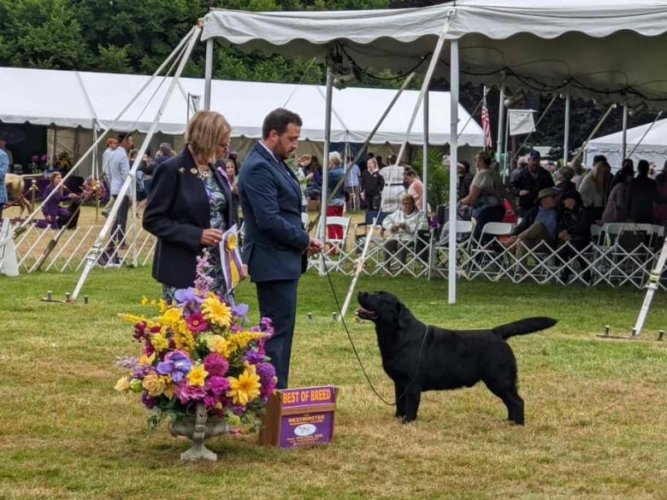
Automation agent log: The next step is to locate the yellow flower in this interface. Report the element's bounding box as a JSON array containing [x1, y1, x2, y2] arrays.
[[187, 364, 208, 387], [227, 365, 261, 406], [207, 335, 231, 358], [139, 353, 156, 366], [160, 307, 183, 328], [163, 378, 175, 399], [226, 233, 238, 251], [140, 296, 150, 306], [228, 331, 266, 353], [119, 313, 147, 325], [174, 329, 195, 353], [150, 333, 169, 353], [142, 372, 167, 397], [201, 294, 232, 328], [114, 376, 130, 392], [158, 298, 168, 313]]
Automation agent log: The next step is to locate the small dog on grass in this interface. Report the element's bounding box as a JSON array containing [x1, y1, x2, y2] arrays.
[[357, 291, 556, 424]]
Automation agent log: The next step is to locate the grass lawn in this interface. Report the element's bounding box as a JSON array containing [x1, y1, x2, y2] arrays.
[[2, 267, 667, 498]]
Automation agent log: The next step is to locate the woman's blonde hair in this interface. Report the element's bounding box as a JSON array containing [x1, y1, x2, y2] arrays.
[[186, 111, 231, 163]]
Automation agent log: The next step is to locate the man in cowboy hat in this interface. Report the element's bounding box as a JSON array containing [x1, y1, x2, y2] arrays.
[[506, 186, 560, 259]]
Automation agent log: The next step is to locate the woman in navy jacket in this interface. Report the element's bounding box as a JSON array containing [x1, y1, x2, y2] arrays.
[[143, 111, 233, 299]]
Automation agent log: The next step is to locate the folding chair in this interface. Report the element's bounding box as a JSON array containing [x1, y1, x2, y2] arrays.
[[468, 222, 515, 281], [315, 216, 351, 272], [428, 220, 474, 279], [594, 222, 652, 287]]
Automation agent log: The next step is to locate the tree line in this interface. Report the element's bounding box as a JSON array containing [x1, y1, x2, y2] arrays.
[[0, 0, 652, 159]]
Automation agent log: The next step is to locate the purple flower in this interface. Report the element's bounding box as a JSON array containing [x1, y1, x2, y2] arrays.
[[141, 392, 158, 409], [203, 353, 229, 377], [174, 287, 202, 310], [232, 303, 249, 321], [243, 350, 264, 365], [116, 355, 140, 370], [256, 362, 276, 383], [205, 375, 230, 395], [260, 317, 274, 337], [156, 351, 192, 383]]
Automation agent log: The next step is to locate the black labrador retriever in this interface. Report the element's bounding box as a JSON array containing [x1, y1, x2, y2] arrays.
[[357, 291, 557, 425]]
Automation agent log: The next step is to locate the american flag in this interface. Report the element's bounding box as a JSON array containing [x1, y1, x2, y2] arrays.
[[481, 88, 493, 148]]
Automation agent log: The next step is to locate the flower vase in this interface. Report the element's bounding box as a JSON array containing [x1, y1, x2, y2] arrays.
[[169, 403, 230, 461]]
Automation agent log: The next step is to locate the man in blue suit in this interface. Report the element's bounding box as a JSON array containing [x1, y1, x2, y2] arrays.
[[239, 108, 323, 389]]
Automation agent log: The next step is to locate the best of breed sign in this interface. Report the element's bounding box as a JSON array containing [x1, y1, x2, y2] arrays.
[[258, 386, 337, 448]]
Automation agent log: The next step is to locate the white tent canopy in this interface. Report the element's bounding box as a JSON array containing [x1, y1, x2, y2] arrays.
[[0, 66, 483, 146], [201, 1, 667, 305], [585, 118, 667, 170], [203, 1, 667, 108]]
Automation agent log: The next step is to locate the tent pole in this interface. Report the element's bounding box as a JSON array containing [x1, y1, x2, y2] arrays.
[[628, 110, 664, 158], [448, 39, 459, 305], [15, 26, 197, 234], [621, 105, 629, 160], [422, 89, 430, 213], [497, 82, 506, 162], [204, 38, 214, 110], [318, 67, 334, 275], [563, 93, 571, 165], [71, 25, 202, 301], [510, 94, 558, 165], [92, 124, 98, 179], [573, 103, 617, 166]]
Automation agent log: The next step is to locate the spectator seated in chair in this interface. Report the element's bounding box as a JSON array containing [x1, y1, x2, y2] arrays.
[[505, 187, 560, 260], [381, 194, 427, 269], [459, 150, 506, 241], [556, 190, 591, 283], [38, 172, 80, 229]]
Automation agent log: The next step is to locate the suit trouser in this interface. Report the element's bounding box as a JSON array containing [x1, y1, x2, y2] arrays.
[[256, 278, 300, 389], [113, 195, 130, 243]]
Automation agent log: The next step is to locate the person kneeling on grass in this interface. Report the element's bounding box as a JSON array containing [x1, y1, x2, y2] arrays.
[[382, 194, 427, 270]]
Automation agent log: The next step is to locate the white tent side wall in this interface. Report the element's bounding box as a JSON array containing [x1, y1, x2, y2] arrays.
[[585, 118, 667, 170], [0, 67, 484, 176]]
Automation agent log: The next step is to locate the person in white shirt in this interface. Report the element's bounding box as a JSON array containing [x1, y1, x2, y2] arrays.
[[105, 132, 133, 246], [382, 194, 427, 268], [378, 161, 405, 224]]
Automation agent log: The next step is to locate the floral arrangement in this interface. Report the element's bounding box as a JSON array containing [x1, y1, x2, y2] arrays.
[[55, 151, 73, 172], [114, 250, 277, 431], [30, 154, 50, 171], [80, 176, 109, 204]]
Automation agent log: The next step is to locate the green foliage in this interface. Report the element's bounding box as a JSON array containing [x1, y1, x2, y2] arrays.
[[97, 45, 132, 74], [412, 146, 449, 208], [0, 0, 90, 68]]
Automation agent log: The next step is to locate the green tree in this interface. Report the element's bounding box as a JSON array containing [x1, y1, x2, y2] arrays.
[[0, 0, 89, 69]]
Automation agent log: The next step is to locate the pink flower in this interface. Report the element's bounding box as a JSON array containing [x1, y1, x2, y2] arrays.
[[205, 375, 230, 395], [174, 383, 206, 404], [204, 353, 229, 377], [185, 312, 208, 334]]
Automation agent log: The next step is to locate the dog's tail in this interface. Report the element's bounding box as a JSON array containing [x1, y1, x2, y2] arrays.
[[493, 317, 557, 339]]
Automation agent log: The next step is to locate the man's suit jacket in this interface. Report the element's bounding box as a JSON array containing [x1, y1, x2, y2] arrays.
[[238, 143, 309, 283], [143, 148, 233, 288]]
